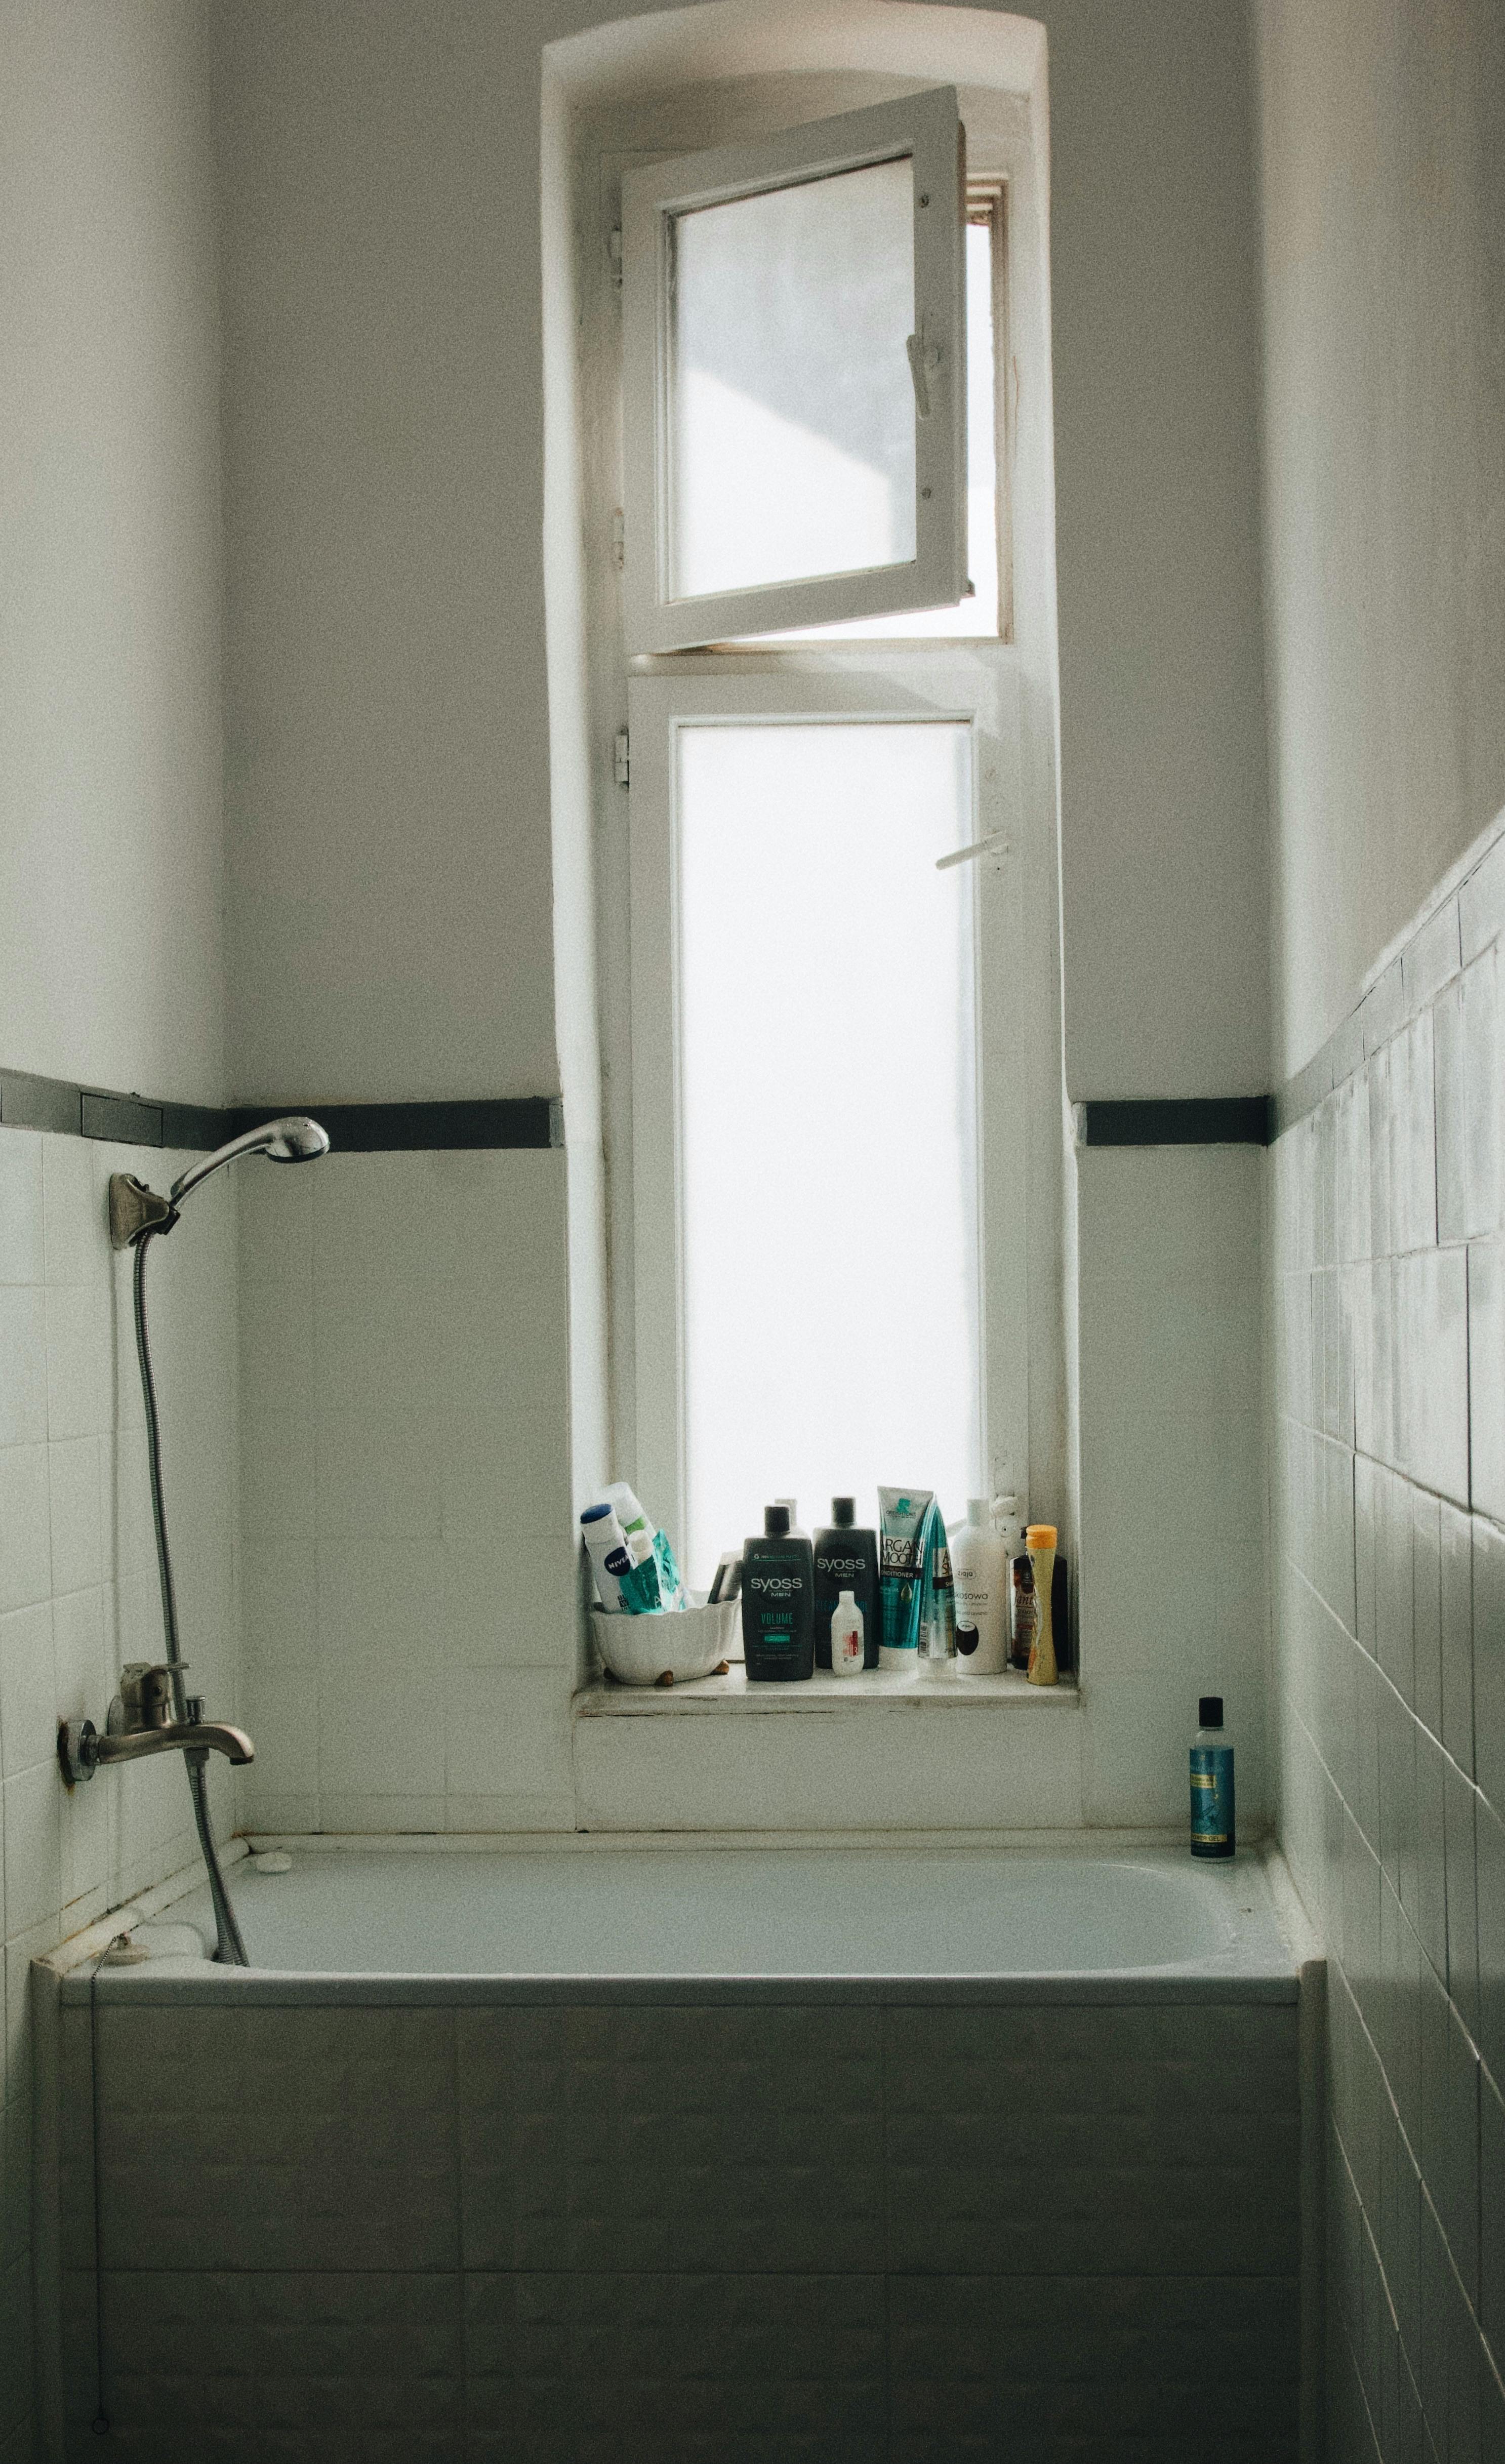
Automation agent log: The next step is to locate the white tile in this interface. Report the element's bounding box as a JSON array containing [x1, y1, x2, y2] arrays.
[[315, 1792, 448, 1833], [46, 1439, 100, 1595], [313, 1402, 441, 1539], [0, 1448, 50, 1615], [238, 1267, 315, 1427], [0, 1292, 47, 1451], [316, 1536, 440, 1674], [59, 1758, 108, 1918], [0, 1136, 43, 1287], [1462, 947, 1503, 1238], [440, 1534, 576, 1669], [237, 1161, 315, 1288], [443, 1668, 573, 1797], [240, 1536, 317, 1669], [241, 1668, 319, 1796], [3, 1762, 61, 1937], [41, 1137, 104, 1286], [43, 1285, 110, 1441], [316, 1678, 445, 1797], [437, 1406, 576, 1545], [239, 1407, 316, 1539], [0, 1603, 54, 1782], [52, 1588, 107, 1726]]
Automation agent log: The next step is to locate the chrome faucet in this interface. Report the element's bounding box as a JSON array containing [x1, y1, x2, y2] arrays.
[[58, 1662, 254, 1787]]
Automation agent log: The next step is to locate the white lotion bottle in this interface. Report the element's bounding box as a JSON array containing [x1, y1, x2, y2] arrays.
[[950, 1499, 1009, 1673], [831, 1589, 865, 1675]]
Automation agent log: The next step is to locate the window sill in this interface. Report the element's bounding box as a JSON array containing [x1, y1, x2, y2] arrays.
[[574, 1666, 1080, 1718]]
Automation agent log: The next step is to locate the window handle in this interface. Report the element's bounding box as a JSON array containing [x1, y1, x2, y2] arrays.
[[936, 831, 1009, 873], [906, 318, 945, 419]]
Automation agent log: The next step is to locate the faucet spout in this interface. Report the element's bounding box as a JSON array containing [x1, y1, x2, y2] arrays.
[[58, 1715, 255, 1787], [92, 1721, 255, 1768]]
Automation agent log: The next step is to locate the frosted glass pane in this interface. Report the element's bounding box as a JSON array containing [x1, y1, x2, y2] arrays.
[[749, 218, 998, 643], [677, 723, 981, 1587], [670, 159, 917, 601]]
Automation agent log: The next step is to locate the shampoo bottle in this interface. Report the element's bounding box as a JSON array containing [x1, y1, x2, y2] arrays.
[[1190, 1695, 1236, 1857], [1025, 1523, 1057, 1685], [951, 1498, 1008, 1673], [813, 1499, 880, 1670], [742, 1505, 815, 1683]]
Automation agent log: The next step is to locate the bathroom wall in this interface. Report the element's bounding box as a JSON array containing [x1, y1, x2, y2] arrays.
[[213, 0, 1274, 1830], [1256, 0, 1505, 2450], [1257, 0, 1505, 1083], [0, 4, 235, 2452], [0, 1132, 240, 2455], [235, 1151, 578, 1836], [1270, 851, 1505, 2456], [0, 0, 225, 1108]]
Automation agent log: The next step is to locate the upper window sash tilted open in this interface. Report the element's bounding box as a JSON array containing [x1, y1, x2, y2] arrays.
[[621, 86, 968, 653]]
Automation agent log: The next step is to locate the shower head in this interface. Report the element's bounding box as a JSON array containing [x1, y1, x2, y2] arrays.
[[169, 1116, 330, 1205], [108, 1116, 330, 1248]]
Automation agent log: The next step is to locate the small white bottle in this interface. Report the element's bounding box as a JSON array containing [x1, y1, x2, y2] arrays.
[[776, 1497, 810, 1541], [950, 1499, 1009, 1673], [831, 1589, 865, 1675]]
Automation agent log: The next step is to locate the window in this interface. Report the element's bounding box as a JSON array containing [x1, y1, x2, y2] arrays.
[[589, 76, 1046, 1593], [621, 87, 967, 651]]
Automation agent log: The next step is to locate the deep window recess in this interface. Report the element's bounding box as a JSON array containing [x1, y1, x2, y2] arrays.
[[600, 84, 1035, 1594]]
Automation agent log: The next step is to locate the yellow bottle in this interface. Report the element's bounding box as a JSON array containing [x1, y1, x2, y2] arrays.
[[1026, 1524, 1058, 1685]]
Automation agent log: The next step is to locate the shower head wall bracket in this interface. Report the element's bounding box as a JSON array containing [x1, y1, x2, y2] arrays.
[[108, 1175, 180, 1250]]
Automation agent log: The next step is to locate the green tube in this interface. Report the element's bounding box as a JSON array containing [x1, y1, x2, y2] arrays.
[[878, 1486, 933, 1668]]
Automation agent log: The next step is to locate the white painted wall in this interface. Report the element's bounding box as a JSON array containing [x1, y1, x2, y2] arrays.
[[0, 0, 225, 1108], [213, 0, 1270, 1109], [1257, 0, 1505, 1081]]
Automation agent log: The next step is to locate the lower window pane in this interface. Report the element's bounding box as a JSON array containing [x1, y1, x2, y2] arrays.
[[677, 720, 983, 1588]]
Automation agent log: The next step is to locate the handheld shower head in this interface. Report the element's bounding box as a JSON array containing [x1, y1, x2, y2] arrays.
[[107, 1116, 331, 1247], [169, 1115, 330, 1207]]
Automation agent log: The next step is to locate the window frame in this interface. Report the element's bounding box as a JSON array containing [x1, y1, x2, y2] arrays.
[[620, 84, 969, 653], [624, 662, 1029, 1565]]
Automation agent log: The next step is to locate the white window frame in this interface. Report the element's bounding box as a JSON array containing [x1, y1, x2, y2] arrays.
[[625, 663, 1028, 1558], [620, 84, 968, 653]]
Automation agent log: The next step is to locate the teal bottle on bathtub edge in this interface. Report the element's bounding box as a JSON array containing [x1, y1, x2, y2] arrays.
[[1190, 1693, 1235, 1858]]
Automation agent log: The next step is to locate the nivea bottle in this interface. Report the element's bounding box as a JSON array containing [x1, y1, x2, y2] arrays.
[[1189, 1694, 1236, 1858], [742, 1504, 815, 1682], [812, 1498, 879, 1670]]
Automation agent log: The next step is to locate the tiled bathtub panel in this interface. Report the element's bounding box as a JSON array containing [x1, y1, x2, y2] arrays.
[[63, 2270, 463, 2464], [882, 2003, 1300, 2277], [464, 2271, 888, 2464], [92, 2004, 459, 2270], [458, 2005, 884, 2274], [887, 2273, 1301, 2464]]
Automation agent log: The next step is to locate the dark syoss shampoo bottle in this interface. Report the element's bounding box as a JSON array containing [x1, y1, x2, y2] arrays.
[[1189, 1694, 1236, 1858], [812, 1498, 880, 1671], [742, 1505, 815, 1682]]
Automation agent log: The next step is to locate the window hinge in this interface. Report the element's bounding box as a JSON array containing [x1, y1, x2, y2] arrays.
[[611, 508, 625, 570], [608, 227, 623, 290], [614, 729, 630, 788]]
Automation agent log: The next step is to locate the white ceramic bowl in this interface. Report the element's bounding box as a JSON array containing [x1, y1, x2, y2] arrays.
[[591, 1600, 739, 1687]]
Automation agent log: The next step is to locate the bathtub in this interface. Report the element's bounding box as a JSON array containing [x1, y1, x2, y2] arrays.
[[34, 1840, 1322, 2463]]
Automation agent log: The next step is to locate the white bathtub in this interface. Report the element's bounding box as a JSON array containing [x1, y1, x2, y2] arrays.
[[106, 1838, 1292, 1990], [36, 1841, 1320, 2463]]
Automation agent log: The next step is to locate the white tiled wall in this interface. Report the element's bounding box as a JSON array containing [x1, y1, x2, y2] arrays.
[[236, 1150, 578, 1836], [1271, 826, 1505, 2455], [0, 1127, 240, 2459], [1075, 1144, 1269, 1829]]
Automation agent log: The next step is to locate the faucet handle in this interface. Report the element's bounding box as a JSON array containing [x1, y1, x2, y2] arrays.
[[114, 1663, 184, 1733]]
